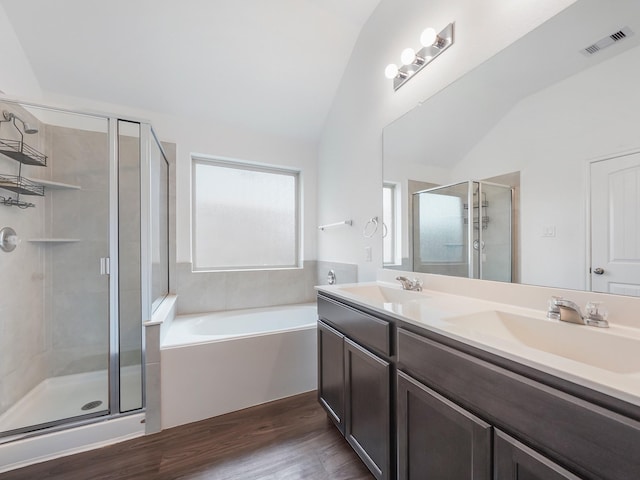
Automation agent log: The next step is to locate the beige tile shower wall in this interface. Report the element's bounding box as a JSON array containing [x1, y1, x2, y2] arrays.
[[45, 125, 110, 377], [0, 102, 47, 416], [176, 261, 318, 315]]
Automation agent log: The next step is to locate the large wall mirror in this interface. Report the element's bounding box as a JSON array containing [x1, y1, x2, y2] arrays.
[[382, 0, 640, 297]]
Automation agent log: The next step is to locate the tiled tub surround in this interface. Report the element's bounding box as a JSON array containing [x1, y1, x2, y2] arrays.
[[144, 294, 177, 435], [175, 261, 316, 314], [315, 260, 358, 286], [175, 260, 358, 315]]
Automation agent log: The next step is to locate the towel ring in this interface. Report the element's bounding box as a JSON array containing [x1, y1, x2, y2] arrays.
[[363, 217, 379, 238]]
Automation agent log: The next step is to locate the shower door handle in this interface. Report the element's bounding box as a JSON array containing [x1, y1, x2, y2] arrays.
[[100, 257, 110, 275]]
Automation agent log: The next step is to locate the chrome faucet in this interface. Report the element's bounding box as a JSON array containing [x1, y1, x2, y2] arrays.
[[551, 298, 609, 328], [396, 276, 423, 292]]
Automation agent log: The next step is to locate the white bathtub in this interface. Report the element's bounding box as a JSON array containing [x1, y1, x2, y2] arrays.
[[160, 303, 318, 428]]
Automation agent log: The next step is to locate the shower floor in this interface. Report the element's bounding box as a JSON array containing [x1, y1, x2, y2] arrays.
[[0, 366, 142, 435]]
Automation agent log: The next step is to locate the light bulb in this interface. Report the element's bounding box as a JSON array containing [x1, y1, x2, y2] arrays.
[[400, 48, 416, 65], [420, 27, 437, 47], [384, 63, 399, 79]]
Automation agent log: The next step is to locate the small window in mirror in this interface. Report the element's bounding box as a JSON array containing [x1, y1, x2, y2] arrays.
[[383, 182, 401, 266]]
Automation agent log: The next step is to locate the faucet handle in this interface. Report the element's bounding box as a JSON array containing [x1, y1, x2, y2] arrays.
[[585, 301, 609, 328], [395, 276, 423, 291], [547, 296, 562, 320]]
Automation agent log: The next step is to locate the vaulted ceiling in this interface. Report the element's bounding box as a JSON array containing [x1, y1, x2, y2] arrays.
[[1, 0, 381, 141]]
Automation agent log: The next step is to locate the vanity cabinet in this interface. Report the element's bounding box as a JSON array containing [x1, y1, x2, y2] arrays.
[[317, 292, 640, 480], [317, 295, 392, 480], [397, 370, 491, 480], [397, 326, 640, 480]]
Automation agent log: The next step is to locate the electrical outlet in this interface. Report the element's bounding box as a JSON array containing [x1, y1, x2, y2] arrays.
[[542, 225, 556, 237], [364, 246, 372, 262]]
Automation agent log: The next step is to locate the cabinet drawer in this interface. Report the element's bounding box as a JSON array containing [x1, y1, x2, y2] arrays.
[[318, 295, 391, 357], [397, 328, 640, 480]]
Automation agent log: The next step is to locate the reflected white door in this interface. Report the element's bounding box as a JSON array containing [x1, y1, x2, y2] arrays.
[[590, 152, 640, 296]]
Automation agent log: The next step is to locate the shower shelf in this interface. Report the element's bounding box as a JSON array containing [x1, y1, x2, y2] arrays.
[[0, 174, 45, 196], [464, 216, 490, 230], [30, 178, 81, 190], [0, 138, 47, 166], [463, 201, 489, 209], [28, 238, 81, 243]]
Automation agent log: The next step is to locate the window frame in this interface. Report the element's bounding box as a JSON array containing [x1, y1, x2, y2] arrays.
[[383, 181, 402, 266], [191, 155, 301, 272]]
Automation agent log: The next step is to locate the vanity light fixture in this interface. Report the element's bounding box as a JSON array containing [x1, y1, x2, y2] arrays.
[[385, 23, 455, 90]]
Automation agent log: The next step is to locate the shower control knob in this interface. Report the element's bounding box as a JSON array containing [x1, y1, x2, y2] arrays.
[[473, 240, 485, 251], [0, 226, 18, 252], [593, 267, 605, 275]]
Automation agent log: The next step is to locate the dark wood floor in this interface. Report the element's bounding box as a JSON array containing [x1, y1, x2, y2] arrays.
[[1, 392, 373, 480]]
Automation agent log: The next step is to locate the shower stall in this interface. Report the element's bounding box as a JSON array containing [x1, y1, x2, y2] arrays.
[[0, 99, 169, 441], [412, 181, 513, 281]]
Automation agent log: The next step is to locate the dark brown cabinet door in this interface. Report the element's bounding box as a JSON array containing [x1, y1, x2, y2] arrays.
[[344, 337, 391, 480], [318, 320, 345, 433], [397, 371, 491, 480], [495, 430, 583, 480]]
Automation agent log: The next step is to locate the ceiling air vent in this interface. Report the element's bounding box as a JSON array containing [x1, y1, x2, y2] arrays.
[[581, 26, 634, 56]]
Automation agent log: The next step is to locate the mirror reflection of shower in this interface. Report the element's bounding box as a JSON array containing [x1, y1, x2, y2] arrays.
[[412, 180, 514, 282]]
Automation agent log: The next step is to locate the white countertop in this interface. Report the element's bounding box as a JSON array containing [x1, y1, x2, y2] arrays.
[[317, 281, 640, 408]]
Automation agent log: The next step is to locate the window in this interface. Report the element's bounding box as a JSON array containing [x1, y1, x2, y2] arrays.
[[192, 156, 300, 271], [383, 182, 400, 265]]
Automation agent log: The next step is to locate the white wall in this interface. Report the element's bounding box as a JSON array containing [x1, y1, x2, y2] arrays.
[[0, 4, 42, 98], [317, 0, 576, 281], [451, 44, 640, 290]]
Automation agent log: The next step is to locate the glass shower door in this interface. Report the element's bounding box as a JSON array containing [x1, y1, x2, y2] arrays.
[[412, 182, 472, 276], [0, 104, 111, 436], [478, 182, 512, 282]]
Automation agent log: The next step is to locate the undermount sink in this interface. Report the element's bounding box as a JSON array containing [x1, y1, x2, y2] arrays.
[[338, 284, 429, 304], [445, 310, 639, 374]]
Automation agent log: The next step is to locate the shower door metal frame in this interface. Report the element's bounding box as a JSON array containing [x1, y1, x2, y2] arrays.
[[477, 180, 515, 282], [139, 122, 153, 410], [108, 117, 121, 416], [467, 182, 476, 279]]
